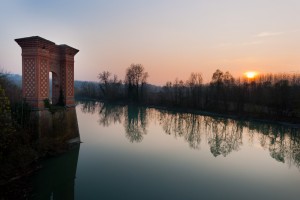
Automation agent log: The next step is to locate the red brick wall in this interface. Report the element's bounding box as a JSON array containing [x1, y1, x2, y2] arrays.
[[15, 36, 79, 109]]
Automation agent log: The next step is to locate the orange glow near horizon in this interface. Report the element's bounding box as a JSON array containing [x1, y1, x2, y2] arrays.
[[244, 71, 258, 79]]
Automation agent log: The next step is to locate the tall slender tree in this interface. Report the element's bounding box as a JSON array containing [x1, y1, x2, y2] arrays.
[[125, 64, 148, 102]]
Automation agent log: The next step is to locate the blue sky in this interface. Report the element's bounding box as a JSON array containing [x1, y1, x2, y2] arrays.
[[1, 0, 300, 84]]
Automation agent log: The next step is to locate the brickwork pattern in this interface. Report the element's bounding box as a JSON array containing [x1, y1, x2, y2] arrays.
[[16, 36, 79, 108], [67, 65, 74, 96], [40, 59, 49, 97], [61, 67, 66, 93], [24, 58, 36, 97]]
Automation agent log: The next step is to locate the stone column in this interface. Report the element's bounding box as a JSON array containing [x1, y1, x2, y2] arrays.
[[15, 36, 53, 109], [15, 36, 79, 109], [59, 45, 79, 107]]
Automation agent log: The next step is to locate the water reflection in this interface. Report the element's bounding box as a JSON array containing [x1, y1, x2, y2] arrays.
[[29, 106, 81, 200], [92, 102, 148, 142], [124, 105, 148, 142], [80, 100, 98, 114], [31, 145, 80, 200], [204, 117, 243, 157], [80, 101, 300, 169], [255, 125, 300, 168], [98, 103, 123, 126], [159, 111, 300, 166], [159, 112, 202, 149]]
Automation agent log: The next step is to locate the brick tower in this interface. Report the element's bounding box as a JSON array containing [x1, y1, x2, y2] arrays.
[[15, 36, 79, 109]]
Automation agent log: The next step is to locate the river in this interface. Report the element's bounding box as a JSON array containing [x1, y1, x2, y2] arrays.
[[30, 101, 300, 200]]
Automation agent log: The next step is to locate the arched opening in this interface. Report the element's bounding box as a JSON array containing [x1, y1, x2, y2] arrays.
[[49, 71, 60, 105], [49, 72, 53, 104]]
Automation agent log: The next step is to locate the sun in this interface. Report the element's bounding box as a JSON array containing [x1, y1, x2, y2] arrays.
[[244, 71, 257, 79]]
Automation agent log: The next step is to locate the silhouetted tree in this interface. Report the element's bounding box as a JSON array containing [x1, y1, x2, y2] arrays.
[[98, 71, 111, 96], [91, 67, 300, 123], [209, 69, 225, 110], [98, 71, 122, 100], [124, 64, 148, 102], [187, 73, 203, 108]]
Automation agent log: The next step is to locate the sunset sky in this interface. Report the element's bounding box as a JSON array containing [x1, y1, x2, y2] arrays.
[[1, 0, 300, 85]]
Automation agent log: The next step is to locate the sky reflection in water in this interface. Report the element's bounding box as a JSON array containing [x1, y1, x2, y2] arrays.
[[32, 101, 300, 200]]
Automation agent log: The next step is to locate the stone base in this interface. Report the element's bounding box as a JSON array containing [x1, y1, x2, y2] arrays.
[[29, 107, 80, 144]]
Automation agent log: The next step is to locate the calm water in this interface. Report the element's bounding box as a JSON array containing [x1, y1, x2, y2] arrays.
[[31, 101, 300, 200]]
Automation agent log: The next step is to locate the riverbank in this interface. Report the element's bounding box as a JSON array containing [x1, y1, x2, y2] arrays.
[[84, 99, 300, 128], [0, 163, 41, 199], [0, 140, 80, 200]]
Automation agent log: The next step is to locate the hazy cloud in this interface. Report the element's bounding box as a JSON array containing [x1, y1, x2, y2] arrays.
[[255, 30, 300, 38], [218, 40, 262, 48], [241, 40, 263, 46], [255, 31, 284, 37], [218, 42, 233, 47]]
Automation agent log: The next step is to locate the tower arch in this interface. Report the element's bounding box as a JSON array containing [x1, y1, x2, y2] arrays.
[[15, 36, 79, 109]]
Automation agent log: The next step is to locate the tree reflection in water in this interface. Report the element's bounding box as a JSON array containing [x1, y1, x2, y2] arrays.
[[98, 103, 123, 127], [80, 101, 300, 169], [79, 100, 99, 114], [246, 122, 300, 168], [204, 117, 243, 157], [124, 105, 148, 143], [81, 101, 148, 142], [159, 111, 202, 149]]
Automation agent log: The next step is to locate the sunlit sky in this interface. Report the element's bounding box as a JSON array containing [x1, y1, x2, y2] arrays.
[[1, 0, 300, 85]]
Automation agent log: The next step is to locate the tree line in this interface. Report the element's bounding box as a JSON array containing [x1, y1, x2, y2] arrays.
[[75, 63, 149, 102], [75, 64, 300, 123]]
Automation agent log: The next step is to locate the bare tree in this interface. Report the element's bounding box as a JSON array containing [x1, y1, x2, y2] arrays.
[[98, 71, 122, 100], [98, 71, 111, 96], [187, 73, 203, 108], [125, 64, 148, 102]]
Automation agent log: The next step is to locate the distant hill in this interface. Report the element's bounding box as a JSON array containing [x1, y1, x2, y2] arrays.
[[6, 74, 22, 87], [146, 83, 162, 92], [4, 74, 100, 93], [74, 80, 98, 88], [4, 74, 163, 94]]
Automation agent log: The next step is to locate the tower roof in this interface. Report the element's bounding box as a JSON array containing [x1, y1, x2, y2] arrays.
[[15, 36, 79, 55]]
